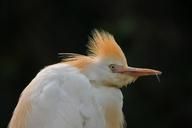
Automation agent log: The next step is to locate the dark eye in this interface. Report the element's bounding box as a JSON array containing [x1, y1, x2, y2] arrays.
[[109, 64, 116, 70]]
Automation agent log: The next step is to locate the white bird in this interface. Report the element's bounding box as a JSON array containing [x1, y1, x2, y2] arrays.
[[9, 30, 161, 128]]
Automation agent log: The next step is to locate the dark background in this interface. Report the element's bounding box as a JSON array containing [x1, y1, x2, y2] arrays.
[[1, 0, 192, 128]]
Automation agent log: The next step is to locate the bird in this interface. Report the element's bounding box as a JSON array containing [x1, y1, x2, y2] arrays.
[[9, 30, 161, 128]]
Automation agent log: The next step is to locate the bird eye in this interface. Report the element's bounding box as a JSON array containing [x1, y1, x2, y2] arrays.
[[109, 64, 116, 70]]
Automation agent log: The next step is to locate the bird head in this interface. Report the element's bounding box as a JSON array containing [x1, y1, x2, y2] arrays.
[[63, 30, 161, 88]]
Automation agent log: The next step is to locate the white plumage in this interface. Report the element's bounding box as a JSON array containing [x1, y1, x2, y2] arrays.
[[26, 63, 107, 128], [9, 30, 161, 128]]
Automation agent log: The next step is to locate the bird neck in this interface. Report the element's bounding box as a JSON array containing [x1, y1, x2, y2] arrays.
[[92, 86, 124, 128]]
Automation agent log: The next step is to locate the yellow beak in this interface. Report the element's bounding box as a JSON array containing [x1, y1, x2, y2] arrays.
[[116, 66, 162, 78]]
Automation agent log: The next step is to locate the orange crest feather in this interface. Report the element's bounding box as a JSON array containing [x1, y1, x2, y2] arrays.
[[88, 30, 127, 63]]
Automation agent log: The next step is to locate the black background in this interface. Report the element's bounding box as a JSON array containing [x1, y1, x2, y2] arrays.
[[1, 0, 192, 127]]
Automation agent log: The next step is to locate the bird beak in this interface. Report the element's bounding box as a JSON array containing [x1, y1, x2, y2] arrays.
[[116, 66, 162, 78]]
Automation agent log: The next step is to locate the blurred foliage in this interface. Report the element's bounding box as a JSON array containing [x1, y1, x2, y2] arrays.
[[1, 0, 192, 127]]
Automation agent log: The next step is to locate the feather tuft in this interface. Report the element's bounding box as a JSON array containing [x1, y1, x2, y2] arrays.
[[87, 29, 127, 64]]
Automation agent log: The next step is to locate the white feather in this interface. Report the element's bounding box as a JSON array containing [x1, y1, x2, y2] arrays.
[[22, 63, 111, 128]]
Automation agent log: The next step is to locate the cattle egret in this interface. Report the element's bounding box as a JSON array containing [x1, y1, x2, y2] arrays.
[[9, 30, 161, 128]]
